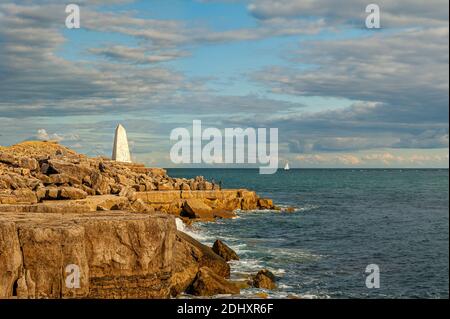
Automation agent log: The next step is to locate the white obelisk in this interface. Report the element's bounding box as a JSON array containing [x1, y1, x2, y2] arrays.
[[112, 124, 132, 163]]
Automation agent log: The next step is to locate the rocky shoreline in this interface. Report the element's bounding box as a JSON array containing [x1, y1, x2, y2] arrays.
[[0, 141, 277, 299]]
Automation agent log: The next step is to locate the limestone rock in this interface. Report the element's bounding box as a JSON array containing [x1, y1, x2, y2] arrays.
[[212, 209, 237, 219], [177, 231, 230, 278], [90, 172, 110, 195], [0, 221, 22, 298], [157, 182, 174, 191], [0, 141, 277, 299], [12, 189, 38, 204], [258, 198, 275, 210], [131, 198, 156, 214], [182, 199, 214, 219], [59, 187, 88, 200], [180, 183, 190, 191], [252, 269, 277, 290], [0, 212, 179, 299], [46, 187, 59, 199], [119, 186, 136, 201], [187, 267, 240, 296], [240, 190, 258, 210], [0, 152, 17, 166], [18, 158, 39, 171], [212, 240, 239, 262]]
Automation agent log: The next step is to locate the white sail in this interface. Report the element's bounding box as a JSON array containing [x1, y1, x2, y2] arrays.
[[112, 124, 132, 163], [284, 162, 290, 170]]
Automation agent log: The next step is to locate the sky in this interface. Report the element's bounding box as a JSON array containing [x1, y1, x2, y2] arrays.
[[0, 0, 448, 168]]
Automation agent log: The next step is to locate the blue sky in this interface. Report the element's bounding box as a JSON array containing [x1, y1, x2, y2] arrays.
[[0, 0, 448, 168]]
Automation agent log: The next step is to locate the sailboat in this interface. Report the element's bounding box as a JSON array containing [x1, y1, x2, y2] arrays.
[[284, 161, 290, 171]]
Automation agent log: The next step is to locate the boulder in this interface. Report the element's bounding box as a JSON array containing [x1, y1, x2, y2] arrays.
[[240, 190, 258, 210], [12, 189, 38, 204], [158, 182, 174, 191], [177, 231, 230, 278], [18, 158, 39, 171], [46, 187, 59, 199], [212, 240, 239, 262], [212, 209, 237, 219], [204, 182, 213, 191], [180, 183, 190, 191], [0, 212, 180, 299], [90, 172, 110, 195], [0, 153, 17, 166], [35, 187, 47, 202], [47, 159, 92, 182], [119, 186, 136, 201], [59, 187, 88, 200], [47, 174, 72, 185], [131, 199, 155, 214], [252, 269, 277, 290], [283, 207, 296, 213], [182, 199, 213, 219], [258, 198, 274, 210], [187, 267, 240, 296]]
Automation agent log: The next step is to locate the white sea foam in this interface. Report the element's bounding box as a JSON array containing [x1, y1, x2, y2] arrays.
[[276, 204, 320, 213], [175, 218, 210, 241], [278, 283, 293, 289], [267, 248, 322, 261]]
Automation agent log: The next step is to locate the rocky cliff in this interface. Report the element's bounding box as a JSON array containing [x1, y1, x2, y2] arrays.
[[0, 141, 275, 218], [0, 141, 276, 299], [0, 211, 233, 298]]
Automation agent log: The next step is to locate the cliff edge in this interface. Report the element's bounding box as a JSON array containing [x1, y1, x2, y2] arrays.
[[0, 141, 275, 299]]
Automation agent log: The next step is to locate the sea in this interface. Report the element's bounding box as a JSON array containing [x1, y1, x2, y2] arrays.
[[167, 168, 449, 299]]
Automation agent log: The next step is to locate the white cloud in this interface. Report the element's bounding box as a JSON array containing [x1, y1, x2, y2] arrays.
[[248, 0, 449, 28], [295, 151, 449, 167], [36, 129, 79, 142]]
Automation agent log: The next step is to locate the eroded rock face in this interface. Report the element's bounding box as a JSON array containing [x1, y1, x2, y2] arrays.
[[0, 221, 22, 298], [0, 141, 276, 298], [187, 267, 240, 296], [0, 142, 273, 219], [182, 199, 214, 219], [0, 211, 239, 299], [176, 231, 230, 279], [212, 240, 239, 262], [0, 212, 193, 299], [258, 198, 275, 210]]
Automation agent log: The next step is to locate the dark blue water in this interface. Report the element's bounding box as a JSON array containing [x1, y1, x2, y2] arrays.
[[168, 169, 449, 299]]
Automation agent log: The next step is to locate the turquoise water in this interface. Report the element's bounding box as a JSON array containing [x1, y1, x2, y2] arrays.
[[168, 169, 449, 299]]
